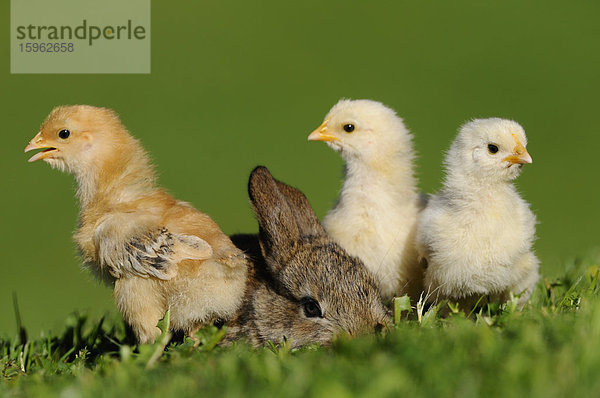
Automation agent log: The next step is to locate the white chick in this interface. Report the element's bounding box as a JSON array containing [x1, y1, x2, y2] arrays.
[[308, 99, 425, 301], [416, 118, 539, 309]]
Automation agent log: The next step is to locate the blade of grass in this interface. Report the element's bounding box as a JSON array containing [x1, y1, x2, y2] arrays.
[[12, 292, 27, 346], [145, 310, 172, 369]]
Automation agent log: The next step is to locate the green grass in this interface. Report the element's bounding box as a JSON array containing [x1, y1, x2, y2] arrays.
[[2, 251, 599, 397]]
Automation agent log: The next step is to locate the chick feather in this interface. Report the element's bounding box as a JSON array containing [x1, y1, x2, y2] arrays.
[[308, 99, 425, 301], [25, 105, 248, 343], [416, 118, 539, 309]]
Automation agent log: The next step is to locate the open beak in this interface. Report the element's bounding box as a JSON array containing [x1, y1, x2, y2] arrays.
[[308, 119, 339, 142], [503, 135, 533, 165], [24, 132, 57, 163]]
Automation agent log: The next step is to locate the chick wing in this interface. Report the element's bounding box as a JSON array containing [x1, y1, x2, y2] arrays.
[[95, 218, 212, 280]]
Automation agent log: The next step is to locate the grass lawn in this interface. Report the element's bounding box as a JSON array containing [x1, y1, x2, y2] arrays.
[[1, 251, 599, 398]]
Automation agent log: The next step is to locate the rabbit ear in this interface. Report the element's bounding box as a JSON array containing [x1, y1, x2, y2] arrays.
[[248, 166, 325, 266], [248, 166, 298, 265], [273, 179, 326, 238]]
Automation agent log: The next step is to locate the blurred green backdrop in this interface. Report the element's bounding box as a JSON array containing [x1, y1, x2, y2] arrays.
[[1, 0, 598, 336]]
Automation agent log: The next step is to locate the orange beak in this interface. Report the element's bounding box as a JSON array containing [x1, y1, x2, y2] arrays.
[[308, 119, 339, 142], [24, 132, 57, 163], [503, 134, 533, 165]]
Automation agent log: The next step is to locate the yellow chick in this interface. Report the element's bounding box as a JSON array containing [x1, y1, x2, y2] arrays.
[[308, 99, 424, 301], [25, 105, 248, 343], [416, 118, 539, 309]]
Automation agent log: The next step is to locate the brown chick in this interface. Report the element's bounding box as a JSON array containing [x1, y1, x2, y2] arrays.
[[24, 105, 248, 344]]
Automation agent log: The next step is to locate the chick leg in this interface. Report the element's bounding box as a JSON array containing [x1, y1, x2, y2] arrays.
[[114, 277, 166, 344], [186, 325, 202, 348]]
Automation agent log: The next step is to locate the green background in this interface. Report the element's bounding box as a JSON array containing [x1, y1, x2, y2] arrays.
[[1, 0, 598, 336]]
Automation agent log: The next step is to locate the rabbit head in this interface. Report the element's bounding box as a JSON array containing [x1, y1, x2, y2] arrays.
[[224, 166, 390, 348]]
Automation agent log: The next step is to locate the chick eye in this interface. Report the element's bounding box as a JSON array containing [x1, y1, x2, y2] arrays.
[[343, 124, 355, 133], [487, 144, 499, 154], [58, 129, 70, 139], [302, 297, 323, 318]]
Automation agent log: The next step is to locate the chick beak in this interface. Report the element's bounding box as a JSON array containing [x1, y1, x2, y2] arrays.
[[503, 141, 533, 165], [24, 132, 57, 163], [308, 119, 339, 142]]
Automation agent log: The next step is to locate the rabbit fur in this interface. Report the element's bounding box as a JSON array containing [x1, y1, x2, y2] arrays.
[[222, 166, 391, 348]]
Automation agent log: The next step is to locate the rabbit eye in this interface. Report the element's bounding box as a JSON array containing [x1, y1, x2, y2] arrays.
[[302, 298, 322, 318]]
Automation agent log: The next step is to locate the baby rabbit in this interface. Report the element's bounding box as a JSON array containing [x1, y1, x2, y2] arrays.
[[222, 166, 391, 348]]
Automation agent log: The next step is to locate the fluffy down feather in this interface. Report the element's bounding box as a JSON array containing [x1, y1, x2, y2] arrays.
[[25, 105, 248, 343], [416, 118, 539, 309], [309, 99, 425, 301]]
